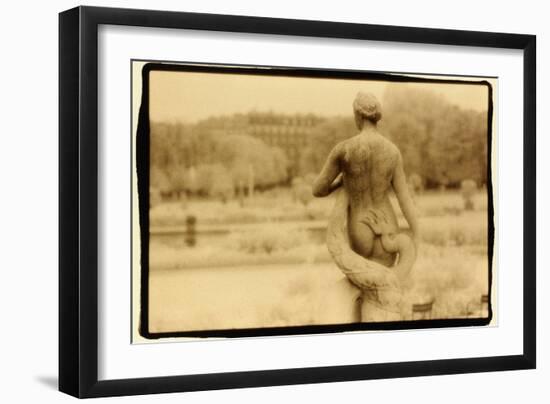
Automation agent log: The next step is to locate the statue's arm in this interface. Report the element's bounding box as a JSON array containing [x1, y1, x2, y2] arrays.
[[312, 144, 343, 197], [392, 153, 420, 245]]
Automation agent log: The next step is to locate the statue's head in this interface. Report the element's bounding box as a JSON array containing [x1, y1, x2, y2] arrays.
[[353, 92, 382, 129]]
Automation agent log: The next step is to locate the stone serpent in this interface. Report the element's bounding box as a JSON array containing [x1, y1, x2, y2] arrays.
[[326, 188, 416, 320]]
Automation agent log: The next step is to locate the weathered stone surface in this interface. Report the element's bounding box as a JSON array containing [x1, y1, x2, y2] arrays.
[[314, 92, 419, 322]]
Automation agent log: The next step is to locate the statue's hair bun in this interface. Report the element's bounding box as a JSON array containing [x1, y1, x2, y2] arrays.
[[353, 92, 382, 123]]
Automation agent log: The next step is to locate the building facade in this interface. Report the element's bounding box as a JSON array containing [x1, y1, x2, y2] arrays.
[[200, 111, 325, 177]]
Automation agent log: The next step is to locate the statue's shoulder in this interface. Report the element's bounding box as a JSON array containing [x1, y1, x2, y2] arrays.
[[378, 134, 400, 155], [335, 135, 363, 159], [333, 138, 354, 156], [374, 135, 401, 169]]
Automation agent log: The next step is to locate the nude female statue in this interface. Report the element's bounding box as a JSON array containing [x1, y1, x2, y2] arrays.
[[312, 92, 419, 286]]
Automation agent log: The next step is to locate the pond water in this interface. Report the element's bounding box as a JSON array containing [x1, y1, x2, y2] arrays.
[[150, 224, 327, 248]]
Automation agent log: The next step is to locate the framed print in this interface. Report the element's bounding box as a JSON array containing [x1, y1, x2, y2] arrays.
[[59, 5, 536, 398]]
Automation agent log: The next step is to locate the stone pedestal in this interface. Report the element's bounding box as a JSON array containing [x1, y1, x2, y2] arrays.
[[360, 292, 402, 322]]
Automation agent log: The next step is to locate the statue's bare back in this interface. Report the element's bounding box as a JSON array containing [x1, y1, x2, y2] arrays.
[[341, 130, 400, 266]]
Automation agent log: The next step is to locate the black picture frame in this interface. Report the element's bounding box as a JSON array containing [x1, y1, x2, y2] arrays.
[[59, 5, 536, 398]]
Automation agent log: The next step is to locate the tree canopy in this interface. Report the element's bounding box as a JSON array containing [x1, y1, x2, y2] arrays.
[[150, 123, 289, 197]]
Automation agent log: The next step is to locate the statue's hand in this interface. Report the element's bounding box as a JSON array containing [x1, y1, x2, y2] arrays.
[[328, 173, 343, 194], [363, 209, 393, 236]]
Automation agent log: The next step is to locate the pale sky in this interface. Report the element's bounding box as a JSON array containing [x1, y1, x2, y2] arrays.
[[149, 70, 490, 124]]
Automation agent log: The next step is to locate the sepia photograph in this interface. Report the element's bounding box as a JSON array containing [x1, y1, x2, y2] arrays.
[[133, 62, 494, 340]]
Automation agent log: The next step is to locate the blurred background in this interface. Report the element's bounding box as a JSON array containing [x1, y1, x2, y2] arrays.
[[144, 68, 491, 333]]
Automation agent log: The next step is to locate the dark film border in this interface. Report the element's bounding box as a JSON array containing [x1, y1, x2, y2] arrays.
[[135, 61, 494, 340]]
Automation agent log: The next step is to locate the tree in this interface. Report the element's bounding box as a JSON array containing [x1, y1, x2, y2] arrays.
[[408, 173, 424, 197], [150, 165, 172, 201], [195, 164, 227, 196], [380, 84, 488, 188], [300, 117, 356, 176], [461, 179, 477, 211], [217, 134, 289, 189], [210, 170, 234, 203], [292, 177, 313, 207]]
